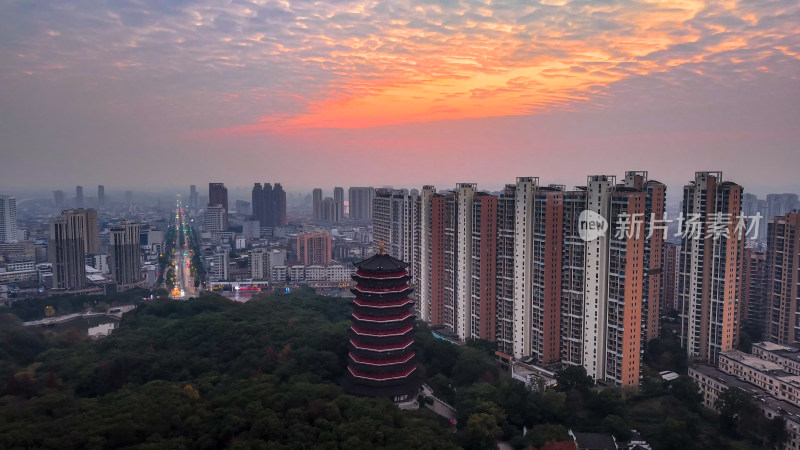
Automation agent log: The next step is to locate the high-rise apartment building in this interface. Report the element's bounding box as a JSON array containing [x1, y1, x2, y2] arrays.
[[0, 195, 19, 243], [529, 186, 564, 365], [82, 209, 99, 254], [252, 183, 287, 227], [204, 205, 226, 233], [495, 184, 516, 356], [662, 242, 680, 312], [50, 209, 88, 290], [297, 232, 332, 266], [468, 191, 498, 341], [349, 187, 375, 221], [561, 186, 587, 367], [414, 186, 446, 327], [678, 171, 743, 363], [312, 188, 323, 221], [553, 175, 649, 386], [766, 194, 799, 222], [623, 171, 667, 344], [75, 185, 84, 208], [334, 187, 345, 222], [453, 184, 477, 341], [741, 248, 768, 335], [511, 178, 567, 364], [322, 197, 339, 223], [97, 185, 105, 208], [373, 189, 418, 267], [110, 221, 141, 286], [208, 183, 229, 213], [765, 212, 800, 344]]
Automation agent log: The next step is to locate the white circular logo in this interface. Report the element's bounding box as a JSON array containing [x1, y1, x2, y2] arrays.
[[578, 210, 608, 241]]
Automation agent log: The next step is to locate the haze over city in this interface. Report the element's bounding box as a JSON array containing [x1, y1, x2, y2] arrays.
[[1, 0, 799, 194]]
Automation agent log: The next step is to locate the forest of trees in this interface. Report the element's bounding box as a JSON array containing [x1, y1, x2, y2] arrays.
[[0, 290, 785, 449]]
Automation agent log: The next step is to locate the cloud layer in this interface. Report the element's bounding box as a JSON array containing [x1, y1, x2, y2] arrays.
[[0, 0, 798, 193]]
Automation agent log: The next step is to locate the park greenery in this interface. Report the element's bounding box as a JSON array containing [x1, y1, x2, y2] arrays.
[[0, 287, 151, 322], [0, 289, 788, 449]]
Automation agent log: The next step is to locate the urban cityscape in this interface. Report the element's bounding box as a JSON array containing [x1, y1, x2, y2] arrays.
[[2, 1, 800, 449]]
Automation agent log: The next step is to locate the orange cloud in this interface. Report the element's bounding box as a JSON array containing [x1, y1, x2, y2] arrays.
[[212, 0, 799, 135]]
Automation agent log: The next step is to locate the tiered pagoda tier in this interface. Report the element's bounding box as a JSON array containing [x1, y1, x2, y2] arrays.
[[344, 252, 419, 402]]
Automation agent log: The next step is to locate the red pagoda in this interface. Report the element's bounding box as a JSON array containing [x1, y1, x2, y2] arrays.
[[344, 250, 419, 402]]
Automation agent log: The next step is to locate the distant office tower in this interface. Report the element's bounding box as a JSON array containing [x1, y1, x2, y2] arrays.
[[274, 183, 287, 226], [124, 190, 133, 204], [334, 187, 345, 221], [414, 186, 446, 327], [97, 185, 105, 208], [204, 205, 227, 233], [349, 187, 375, 221], [765, 212, 800, 343], [662, 243, 680, 312], [297, 232, 332, 266], [53, 190, 65, 209], [189, 185, 198, 210], [373, 189, 417, 266], [75, 186, 84, 208], [235, 200, 251, 216], [312, 188, 323, 221], [767, 193, 799, 221], [0, 195, 19, 243], [252, 183, 272, 227], [678, 171, 743, 363], [741, 248, 768, 335], [50, 209, 88, 289], [322, 197, 339, 223], [209, 183, 228, 213], [495, 184, 516, 356], [110, 221, 141, 285]]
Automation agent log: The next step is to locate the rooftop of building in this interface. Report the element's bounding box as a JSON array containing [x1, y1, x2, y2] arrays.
[[353, 252, 409, 273], [690, 365, 768, 397], [720, 349, 784, 372], [753, 341, 800, 363], [691, 365, 800, 423]]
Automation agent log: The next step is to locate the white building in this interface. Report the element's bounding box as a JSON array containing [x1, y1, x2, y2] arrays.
[[206, 251, 229, 282], [235, 236, 247, 250], [204, 205, 226, 233], [249, 248, 270, 281], [305, 265, 326, 281]]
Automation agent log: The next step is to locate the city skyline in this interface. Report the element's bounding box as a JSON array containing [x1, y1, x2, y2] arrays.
[[1, 1, 799, 193]]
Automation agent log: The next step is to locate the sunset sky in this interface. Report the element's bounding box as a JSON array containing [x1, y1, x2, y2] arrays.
[[1, 0, 799, 196]]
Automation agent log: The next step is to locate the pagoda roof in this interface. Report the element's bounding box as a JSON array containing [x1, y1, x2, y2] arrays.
[[353, 252, 409, 273]]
